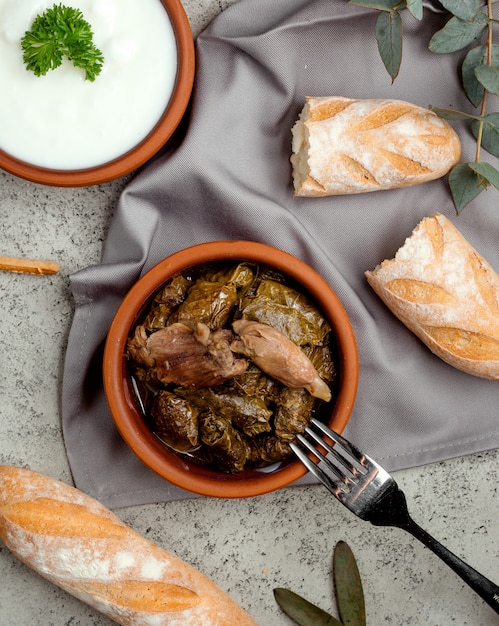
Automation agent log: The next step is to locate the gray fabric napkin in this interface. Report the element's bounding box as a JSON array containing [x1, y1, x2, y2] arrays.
[[62, 0, 499, 508]]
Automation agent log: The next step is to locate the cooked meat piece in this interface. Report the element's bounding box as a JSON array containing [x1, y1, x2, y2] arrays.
[[130, 322, 248, 388], [127, 325, 154, 367], [231, 320, 331, 401]]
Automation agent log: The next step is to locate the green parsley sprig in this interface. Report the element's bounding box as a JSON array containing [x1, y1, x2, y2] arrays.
[[348, 0, 499, 213], [21, 3, 104, 82]]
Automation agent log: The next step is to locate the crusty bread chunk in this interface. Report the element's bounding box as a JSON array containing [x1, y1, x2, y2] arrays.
[[0, 465, 257, 625], [366, 213, 499, 380], [291, 97, 461, 196]]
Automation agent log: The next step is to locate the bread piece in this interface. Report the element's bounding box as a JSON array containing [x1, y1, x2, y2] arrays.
[[365, 213, 499, 380], [0, 465, 257, 626], [291, 97, 461, 196]]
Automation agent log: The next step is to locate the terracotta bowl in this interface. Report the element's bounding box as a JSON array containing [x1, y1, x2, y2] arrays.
[[0, 0, 194, 187], [103, 241, 359, 498]]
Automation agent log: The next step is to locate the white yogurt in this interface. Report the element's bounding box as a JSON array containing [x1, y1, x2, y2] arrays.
[[0, 0, 177, 169]]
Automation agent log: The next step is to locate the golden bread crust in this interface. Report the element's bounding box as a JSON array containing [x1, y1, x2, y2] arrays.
[[365, 214, 499, 380], [291, 97, 461, 196], [0, 465, 257, 626]]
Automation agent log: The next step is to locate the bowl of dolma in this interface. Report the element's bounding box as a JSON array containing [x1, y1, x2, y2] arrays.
[[103, 241, 359, 498]]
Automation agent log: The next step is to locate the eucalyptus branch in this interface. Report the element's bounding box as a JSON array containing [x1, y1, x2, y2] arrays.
[[348, 0, 499, 213], [475, 0, 494, 162]]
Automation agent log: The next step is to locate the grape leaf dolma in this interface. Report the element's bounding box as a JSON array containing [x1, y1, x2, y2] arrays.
[[199, 410, 250, 473], [150, 390, 199, 451], [177, 385, 273, 437], [204, 262, 255, 293], [169, 280, 238, 329], [142, 275, 192, 332], [169, 263, 255, 330], [248, 434, 293, 466], [274, 387, 315, 441], [240, 279, 331, 346], [126, 261, 338, 473]]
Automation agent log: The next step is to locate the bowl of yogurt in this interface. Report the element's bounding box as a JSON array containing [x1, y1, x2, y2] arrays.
[[0, 0, 195, 186]]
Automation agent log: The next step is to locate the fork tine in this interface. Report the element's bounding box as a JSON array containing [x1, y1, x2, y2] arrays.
[[290, 440, 343, 495], [292, 433, 348, 484], [309, 418, 368, 468], [302, 424, 362, 480]]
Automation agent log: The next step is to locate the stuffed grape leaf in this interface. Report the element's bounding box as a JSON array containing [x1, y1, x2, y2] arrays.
[[126, 262, 338, 473], [142, 275, 191, 331], [199, 411, 250, 472], [177, 386, 273, 437], [240, 279, 331, 346], [150, 390, 199, 451], [169, 280, 238, 329]]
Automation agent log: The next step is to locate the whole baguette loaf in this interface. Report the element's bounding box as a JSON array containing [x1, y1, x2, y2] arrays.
[[365, 213, 499, 380], [0, 465, 257, 626], [291, 97, 461, 196]]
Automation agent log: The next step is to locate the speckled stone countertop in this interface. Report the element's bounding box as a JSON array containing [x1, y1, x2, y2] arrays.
[[0, 2, 498, 625]]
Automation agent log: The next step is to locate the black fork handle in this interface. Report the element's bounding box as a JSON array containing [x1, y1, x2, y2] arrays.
[[404, 518, 499, 614], [369, 486, 499, 614]]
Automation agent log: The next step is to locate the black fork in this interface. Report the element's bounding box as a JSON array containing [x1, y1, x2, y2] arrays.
[[291, 418, 499, 614]]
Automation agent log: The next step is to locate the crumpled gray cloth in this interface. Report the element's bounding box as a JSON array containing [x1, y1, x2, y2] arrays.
[[62, 0, 499, 508]]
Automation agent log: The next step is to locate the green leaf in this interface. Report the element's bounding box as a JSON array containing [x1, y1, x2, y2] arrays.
[[437, 0, 480, 20], [462, 46, 487, 106], [474, 64, 499, 96], [431, 106, 481, 122], [375, 10, 403, 80], [348, 0, 406, 10], [428, 12, 488, 54], [333, 542, 366, 626], [448, 163, 485, 212], [472, 113, 499, 158], [406, 0, 423, 20], [468, 161, 499, 190], [462, 45, 499, 106], [273, 588, 342, 626]]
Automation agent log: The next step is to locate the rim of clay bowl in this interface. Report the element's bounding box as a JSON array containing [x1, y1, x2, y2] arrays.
[[103, 241, 359, 498], [0, 0, 195, 187]]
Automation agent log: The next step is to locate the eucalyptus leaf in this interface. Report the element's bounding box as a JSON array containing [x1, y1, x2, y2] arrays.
[[431, 106, 481, 122], [333, 541, 366, 626], [471, 113, 499, 158], [273, 588, 342, 626], [375, 9, 403, 80], [449, 163, 484, 212], [348, 0, 406, 10], [428, 12, 488, 54], [469, 161, 499, 189], [406, 0, 423, 21], [437, 0, 480, 21], [474, 64, 499, 96], [463, 46, 486, 106]]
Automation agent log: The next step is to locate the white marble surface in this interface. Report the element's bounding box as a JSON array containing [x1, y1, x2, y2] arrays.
[[0, 1, 498, 625]]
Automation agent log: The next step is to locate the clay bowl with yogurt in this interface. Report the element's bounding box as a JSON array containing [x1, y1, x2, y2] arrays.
[[0, 0, 194, 186], [103, 241, 359, 498]]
